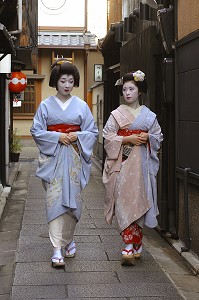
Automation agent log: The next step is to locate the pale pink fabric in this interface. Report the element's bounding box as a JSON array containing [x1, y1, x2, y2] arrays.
[[103, 105, 151, 231]]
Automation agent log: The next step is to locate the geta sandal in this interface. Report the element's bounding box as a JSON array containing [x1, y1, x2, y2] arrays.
[[51, 257, 65, 268], [134, 244, 142, 259], [121, 249, 135, 266], [65, 241, 76, 258]]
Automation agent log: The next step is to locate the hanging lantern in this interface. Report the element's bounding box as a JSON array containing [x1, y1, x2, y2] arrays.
[[9, 71, 27, 93]]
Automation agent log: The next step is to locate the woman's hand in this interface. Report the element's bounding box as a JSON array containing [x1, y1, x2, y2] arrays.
[[68, 132, 78, 143], [59, 133, 72, 145], [139, 132, 149, 144], [59, 132, 78, 145], [122, 132, 149, 146]]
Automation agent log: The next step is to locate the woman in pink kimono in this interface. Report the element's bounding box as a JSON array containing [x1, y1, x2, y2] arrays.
[[31, 60, 98, 267], [102, 70, 163, 266]]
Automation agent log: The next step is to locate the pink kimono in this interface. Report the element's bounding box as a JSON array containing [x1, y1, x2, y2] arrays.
[[102, 104, 163, 233]]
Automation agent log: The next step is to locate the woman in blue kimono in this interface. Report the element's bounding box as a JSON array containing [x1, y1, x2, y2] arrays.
[[31, 59, 98, 267]]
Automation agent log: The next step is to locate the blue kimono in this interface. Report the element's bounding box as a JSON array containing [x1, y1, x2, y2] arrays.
[[30, 95, 98, 223]]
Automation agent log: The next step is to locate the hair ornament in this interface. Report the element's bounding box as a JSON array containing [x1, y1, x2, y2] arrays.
[[115, 78, 123, 86], [132, 70, 145, 82], [55, 60, 71, 65]]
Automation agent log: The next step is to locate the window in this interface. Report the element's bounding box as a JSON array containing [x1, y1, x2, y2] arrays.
[[13, 79, 35, 116]]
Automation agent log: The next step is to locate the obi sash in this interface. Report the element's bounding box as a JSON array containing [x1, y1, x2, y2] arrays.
[[47, 124, 81, 133], [117, 129, 147, 136], [117, 129, 150, 160], [47, 124, 81, 154]]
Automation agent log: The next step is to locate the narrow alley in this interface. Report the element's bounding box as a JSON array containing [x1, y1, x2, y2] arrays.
[[0, 142, 199, 300]]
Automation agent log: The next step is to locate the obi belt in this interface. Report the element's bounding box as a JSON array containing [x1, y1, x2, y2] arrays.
[[117, 129, 149, 160], [47, 124, 81, 154]]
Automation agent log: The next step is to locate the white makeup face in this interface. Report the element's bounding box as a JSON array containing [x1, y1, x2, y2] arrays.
[[57, 74, 74, 96], [122, 80, 139, 105]]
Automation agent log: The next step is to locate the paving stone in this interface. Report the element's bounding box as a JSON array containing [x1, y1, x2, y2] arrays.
[[169, 273, 199, 293], [37, 298, 126, 300], [22, 210, 46, 225], [11, 285, 67, 300], [93, 219, 118, 229], [15, 242, 52, 262], [0, 239, 18, 252], [14, 270, 119, 286], [67, 283, 183, 298], [0, 231, 19, 243], [0, 263, 14, 275], [19, 224, 49, 237], [0, 295, 10, 300], [75, 228, 118, 236], [117, 269, 172, 284], [87, 209, 106, 218], [0, 275, 13, 294], [24, 202, 45, 211]]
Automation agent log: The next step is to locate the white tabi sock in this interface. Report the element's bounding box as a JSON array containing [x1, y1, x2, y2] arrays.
[[122, 243, 133, 255], [52, 247, 62, 259]]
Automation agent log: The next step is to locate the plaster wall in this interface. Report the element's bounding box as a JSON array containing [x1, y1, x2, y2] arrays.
[[178, 0, 199, 40], [87, 51, 104, 93]]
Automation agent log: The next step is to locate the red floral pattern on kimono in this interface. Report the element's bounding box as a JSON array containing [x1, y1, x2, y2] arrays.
[[121, 222, 142, 244]]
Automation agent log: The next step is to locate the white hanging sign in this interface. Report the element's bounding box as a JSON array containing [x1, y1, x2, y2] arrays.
[[13, 100, 22, 107]]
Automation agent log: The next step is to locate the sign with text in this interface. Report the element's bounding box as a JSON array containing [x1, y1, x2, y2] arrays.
[[13, 92, 24, 101], [13, 100, 22, 107], [94, 64, 103, 82]]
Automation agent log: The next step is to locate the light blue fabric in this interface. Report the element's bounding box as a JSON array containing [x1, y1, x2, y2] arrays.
[[30, 96, 98, 222]]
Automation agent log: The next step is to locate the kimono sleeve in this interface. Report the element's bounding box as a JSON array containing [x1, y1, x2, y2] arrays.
[[103, 114, 123, 160], [148, 118, 163, 176], [30, 102, 61, 156], [76, 104, 98, 188], [77, 104, 98, 162]]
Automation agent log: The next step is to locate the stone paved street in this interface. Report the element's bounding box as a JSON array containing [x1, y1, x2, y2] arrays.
[[0, 144, 199, 299]]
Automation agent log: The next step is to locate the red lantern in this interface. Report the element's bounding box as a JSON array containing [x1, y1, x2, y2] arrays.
[[9, 72, 27, 93]]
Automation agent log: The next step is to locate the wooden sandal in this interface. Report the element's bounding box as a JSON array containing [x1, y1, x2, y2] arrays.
[[121, 249, 135, 266], [51, 256, 65, 268], [134, 244, 142, 259], [65, 241, 76, 258]]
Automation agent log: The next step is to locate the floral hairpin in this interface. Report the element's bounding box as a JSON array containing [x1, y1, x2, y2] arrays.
[[132, 70, 145, 82]]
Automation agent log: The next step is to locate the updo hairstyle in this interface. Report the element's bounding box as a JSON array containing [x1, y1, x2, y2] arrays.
[[117, 71, 147, 96], [49, 59, 80, 88]]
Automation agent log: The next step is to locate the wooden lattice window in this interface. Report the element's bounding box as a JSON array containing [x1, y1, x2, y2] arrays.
[[13, 79, 35, 116]]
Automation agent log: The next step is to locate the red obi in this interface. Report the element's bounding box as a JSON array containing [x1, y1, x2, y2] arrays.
[[118, 128, 150, 160], [47, 124, 81, 133], [117, 129, 148, 136]]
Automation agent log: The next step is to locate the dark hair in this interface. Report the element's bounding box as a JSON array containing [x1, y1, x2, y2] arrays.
[[49, 59, 80, 88], [118, 72, 147, 96]]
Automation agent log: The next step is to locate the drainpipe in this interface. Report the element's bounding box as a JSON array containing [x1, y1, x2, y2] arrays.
[[181, 167, 192, 252], [84, 41, 90, 103], [9, 0, 22, 35]]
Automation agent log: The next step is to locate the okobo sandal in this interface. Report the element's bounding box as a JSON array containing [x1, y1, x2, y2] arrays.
[[121, 248, 136, 266]]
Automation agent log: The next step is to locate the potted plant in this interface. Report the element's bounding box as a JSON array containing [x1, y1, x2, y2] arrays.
[[10, 128, 22, 162]]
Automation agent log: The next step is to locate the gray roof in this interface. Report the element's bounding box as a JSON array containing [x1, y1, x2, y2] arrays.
[[38, 31, 97, 49]]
